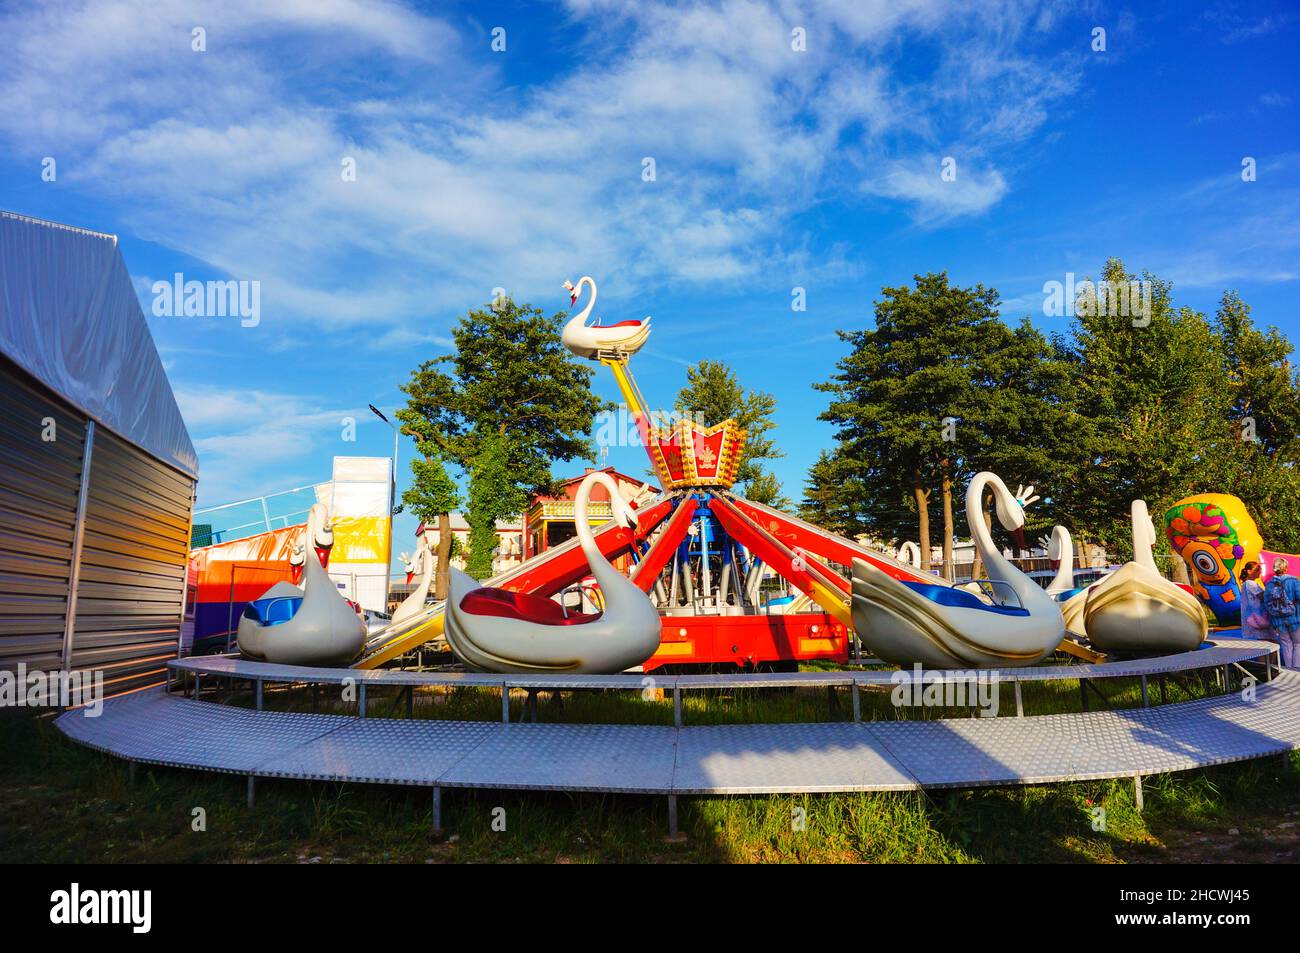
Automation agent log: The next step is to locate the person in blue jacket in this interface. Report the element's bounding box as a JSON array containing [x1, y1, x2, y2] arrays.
[[1264, 558, 1300, 668]]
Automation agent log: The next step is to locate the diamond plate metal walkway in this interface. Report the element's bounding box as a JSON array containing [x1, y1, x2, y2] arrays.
[[55, 645, 1298, 834]]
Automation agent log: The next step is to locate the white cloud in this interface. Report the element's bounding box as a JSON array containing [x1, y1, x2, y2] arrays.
[[176, 384, 368, 503], [0, 0, 1088, 329], [862, 159, 1009, 222]]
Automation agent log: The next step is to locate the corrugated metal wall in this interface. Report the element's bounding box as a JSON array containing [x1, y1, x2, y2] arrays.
[[0, 357, 195, 698], [0, 360, 85, 673]]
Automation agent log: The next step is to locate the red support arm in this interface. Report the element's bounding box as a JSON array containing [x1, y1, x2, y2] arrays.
[[629, 496, 698, 592], [710, 495, 850, 596], [498, 497, 675, 596], [727, 495, 933, 583]]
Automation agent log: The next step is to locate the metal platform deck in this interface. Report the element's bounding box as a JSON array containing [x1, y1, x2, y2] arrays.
[[166, 642, 1279, 725], [57, 668, 1300, 804]]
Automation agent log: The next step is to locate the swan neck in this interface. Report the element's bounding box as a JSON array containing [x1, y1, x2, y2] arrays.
[[575, 471, 619, 578], [576, 276, 596, 324], [1131, 501, 1159, 571], [1050, 526, 1074, 591], [965, 474, 999, 566]]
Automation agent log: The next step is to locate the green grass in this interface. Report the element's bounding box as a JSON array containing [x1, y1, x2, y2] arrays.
[[4, 663, 1298, 863]]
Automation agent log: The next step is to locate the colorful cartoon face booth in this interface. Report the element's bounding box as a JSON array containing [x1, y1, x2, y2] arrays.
[[1163, 494, 1263, 626]]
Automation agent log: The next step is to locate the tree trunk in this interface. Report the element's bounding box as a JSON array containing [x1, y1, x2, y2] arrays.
[[940, 463, 955, 582], [912, 474, 931, 575], [434, 511, 452, 601]]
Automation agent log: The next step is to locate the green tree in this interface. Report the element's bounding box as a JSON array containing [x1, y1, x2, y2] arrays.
[[1203, 290, 1300, 551], [799, 448, 869, 539], [465, 430, 527, 580], [674, 359, 788, 506], [399, 449, 459, 598], [397, 297, 609, 588], [817, 272, 1065, 578], [1059, 259, 1237, 556]]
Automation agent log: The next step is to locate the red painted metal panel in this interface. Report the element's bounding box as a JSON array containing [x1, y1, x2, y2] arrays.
[[647, 612, 848, 670], [501, 498, 674, 596], [727, 495, 933, 583]]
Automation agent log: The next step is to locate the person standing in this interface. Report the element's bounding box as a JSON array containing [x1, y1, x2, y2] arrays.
[[1264, 557, 1300, 669], [1239, 561, 1274, 643]]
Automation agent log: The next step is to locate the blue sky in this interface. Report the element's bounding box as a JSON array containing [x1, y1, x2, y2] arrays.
[[2, 0, 1298, 559]]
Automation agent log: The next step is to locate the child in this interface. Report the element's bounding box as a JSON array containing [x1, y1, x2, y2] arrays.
[[1265, 558, 1300, 669]]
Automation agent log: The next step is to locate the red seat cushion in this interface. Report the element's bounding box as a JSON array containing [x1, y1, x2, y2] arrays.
[[460, 587, 600, 626]]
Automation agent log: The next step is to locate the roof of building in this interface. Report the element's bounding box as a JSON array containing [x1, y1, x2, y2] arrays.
[[0, 210, 197, 477]]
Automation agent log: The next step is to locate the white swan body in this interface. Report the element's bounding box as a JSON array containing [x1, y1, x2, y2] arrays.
[[443, 470, 662, 673], [560, 276, 652, 360], [851, 473, 1065, 668], [392, 529, 436, 625], [236, 503, 366, 665], [1080, 500, 1207, 654]]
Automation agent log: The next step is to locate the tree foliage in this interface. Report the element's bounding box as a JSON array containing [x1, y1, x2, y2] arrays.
[[812, 262, 1300, 562], [465, 429, 528, 580], [674, 359, 789, 506], [397, 297, 609, 588]]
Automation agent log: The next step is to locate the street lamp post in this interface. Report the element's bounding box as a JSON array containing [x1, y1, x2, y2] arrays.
[[369, 404, 400, 616]]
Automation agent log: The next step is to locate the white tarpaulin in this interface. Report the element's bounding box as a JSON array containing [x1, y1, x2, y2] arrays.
[[0, 210, 198, 478]]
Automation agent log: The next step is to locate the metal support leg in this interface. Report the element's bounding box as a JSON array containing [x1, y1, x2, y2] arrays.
[[195, 674, 202, 700], [526, 690, 539, 723], [1079, 680, 1089, 712], [312, 683, 320, 713], [255, 678, 263, 711], [851, 682, 861, 723], [501, 687, 510, 723], [247, 775, 256, 809], [1159, 674, 1168, 703], [359, 683, 367, 719], [431, 787, 444, 835], [665, 795, 687, 842], [1133, 774, 1143, 812], [1140, 675, 1149, 708], [406, 686, 415, 718], [1014, 681, 1024, 718], [673, 686, 682, 727]]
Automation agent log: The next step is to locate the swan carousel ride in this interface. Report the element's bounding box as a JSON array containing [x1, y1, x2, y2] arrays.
[[236, 503, 367, 666], [391, 528, 437, 626], [443, 469, 662, 674], [851, 473, 1065, 669], [561, 276, 652, 360], [1069, 500, 1207, 654]]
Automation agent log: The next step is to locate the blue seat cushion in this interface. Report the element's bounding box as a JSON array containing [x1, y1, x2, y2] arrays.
[[901, 581, 1030, 617], [242, 596, 303, 626]]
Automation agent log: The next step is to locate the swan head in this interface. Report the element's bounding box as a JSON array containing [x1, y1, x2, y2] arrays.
[[611, 492, 639, 532], [994, 482, 1039, 552], [1042, 526, 1069, 565], [562, 279, 577, 306]]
